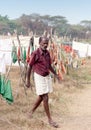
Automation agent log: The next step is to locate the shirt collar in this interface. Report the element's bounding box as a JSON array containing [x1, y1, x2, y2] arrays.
[[39, 47, 48, 56]]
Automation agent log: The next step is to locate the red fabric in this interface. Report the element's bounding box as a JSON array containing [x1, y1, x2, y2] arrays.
[[62, 45, 72, 53]]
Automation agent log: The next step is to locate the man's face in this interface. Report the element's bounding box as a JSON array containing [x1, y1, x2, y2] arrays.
[[40, 38, 49, 51]]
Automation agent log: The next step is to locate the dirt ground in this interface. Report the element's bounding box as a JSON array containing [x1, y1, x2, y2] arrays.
[[60, 84, 91, 130], [0, 59, 91, 130]]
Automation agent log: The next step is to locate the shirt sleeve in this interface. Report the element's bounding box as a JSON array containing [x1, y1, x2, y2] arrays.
[[28, 52, 38, 66]]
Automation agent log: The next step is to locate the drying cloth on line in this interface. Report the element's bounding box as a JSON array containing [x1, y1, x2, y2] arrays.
[[0, 53, 6, 74], [0, 75, 14, 104]]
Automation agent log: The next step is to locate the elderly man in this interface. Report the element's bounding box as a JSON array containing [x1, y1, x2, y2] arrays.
[[26, 36, 59, 128]]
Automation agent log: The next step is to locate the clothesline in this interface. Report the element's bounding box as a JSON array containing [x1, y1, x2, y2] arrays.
[[0, 50, 12, 52]]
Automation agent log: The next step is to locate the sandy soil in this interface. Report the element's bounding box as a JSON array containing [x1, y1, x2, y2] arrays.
[[60, 84, 91, 130]]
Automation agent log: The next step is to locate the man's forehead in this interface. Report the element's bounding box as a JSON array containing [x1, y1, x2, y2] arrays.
[[42, 37, 49, 42]]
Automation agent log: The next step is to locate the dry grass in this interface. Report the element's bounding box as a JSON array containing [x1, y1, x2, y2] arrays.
[[0, 58, 91, 130]]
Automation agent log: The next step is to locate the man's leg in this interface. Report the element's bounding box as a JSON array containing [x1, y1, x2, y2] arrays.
[[28, 95, 43, 117], [42, 94, 51, 121], [42, 93, 59, 128]]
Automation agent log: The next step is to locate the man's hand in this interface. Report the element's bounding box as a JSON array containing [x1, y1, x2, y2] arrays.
[[54, 74, 61, 83], [26, 79, 32, 90]]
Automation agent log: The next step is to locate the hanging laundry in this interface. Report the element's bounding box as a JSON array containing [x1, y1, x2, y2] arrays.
[[0, 75, 14, 104], [0, 53, 6, 74], [11, 45, 17, 63], [23, 47, 26, 62]]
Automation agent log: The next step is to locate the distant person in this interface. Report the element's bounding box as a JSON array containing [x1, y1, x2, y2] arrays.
[[26, 36, 60, 128]]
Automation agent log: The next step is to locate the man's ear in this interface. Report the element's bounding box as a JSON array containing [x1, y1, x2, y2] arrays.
[[39, 41, 42, 46]]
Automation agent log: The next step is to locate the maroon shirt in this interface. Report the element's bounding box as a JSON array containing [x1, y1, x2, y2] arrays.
[[29, 48, 51, 76]]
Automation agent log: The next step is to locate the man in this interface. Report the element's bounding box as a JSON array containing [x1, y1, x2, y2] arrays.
[[26, 37, 59, 128]]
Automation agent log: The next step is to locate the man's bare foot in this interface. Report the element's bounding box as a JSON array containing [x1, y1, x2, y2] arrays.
[[27, 112, 33, 119], [49, 120, 59, 128]]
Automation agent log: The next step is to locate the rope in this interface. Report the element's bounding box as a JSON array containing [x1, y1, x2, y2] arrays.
[[0, 50, 12, 52]]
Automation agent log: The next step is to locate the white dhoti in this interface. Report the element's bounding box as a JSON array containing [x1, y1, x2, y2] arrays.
[[34, 72, 53, 95]]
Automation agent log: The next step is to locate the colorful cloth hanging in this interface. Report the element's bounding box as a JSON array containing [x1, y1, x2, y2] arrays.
[[11, 45, 17, 63], [0, 75, 14, 104]]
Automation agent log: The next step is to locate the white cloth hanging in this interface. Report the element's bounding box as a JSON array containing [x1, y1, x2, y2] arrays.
[[0, 39, 12, 66], [0, 53, 6, 74]]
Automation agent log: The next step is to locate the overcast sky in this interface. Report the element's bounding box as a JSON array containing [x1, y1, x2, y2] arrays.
[[0, 0, 91, 24]]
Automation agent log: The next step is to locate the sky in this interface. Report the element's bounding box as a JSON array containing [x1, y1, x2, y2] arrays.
[[0, 0, 91, 25]]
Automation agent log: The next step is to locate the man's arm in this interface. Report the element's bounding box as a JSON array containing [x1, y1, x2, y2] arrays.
[[49, 65, 57, 75], [49, 65, 61, 82], [26, 64, 32, 88]]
